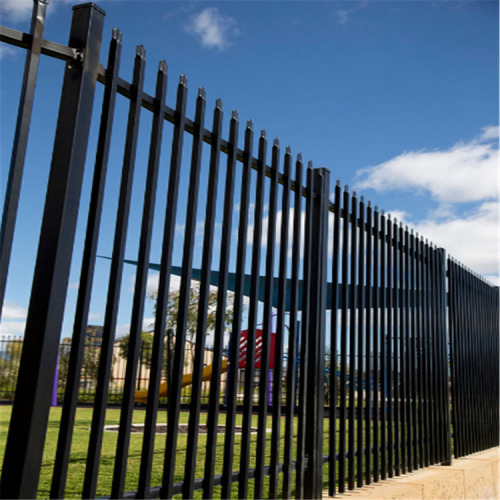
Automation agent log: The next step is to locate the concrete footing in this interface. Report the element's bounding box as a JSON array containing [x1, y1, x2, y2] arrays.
[[325, 447, 499, 500]]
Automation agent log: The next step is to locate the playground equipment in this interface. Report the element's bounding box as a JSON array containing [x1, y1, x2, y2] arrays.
[[134, 329, 272, 403], [134, 359, 228, 403]]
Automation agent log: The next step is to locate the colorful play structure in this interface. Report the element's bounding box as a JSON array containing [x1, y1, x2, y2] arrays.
[[134, 329, 275, 403]]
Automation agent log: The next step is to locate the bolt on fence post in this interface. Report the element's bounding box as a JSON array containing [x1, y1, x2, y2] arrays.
[[304, 167, 330, 499], [0, 4, 104, 498]]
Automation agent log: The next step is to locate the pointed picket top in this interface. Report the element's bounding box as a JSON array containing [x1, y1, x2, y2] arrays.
[[231, 109, 238, 120], [344, 184, 349, 192], [368, 200, 371, 207], [353, 191, 357, 197], [273, 137, 279, 147], [260, 128, 266, 139], [158, 60, 167, 74], [246, 119, 253, 130], [307, 160, 313, 169], [112, 27, 122, 42], [179, 74, 187, 86], [336, 179, 341, 187], [286, 145, 291, 155], [215, 98, 223, 110], [136, 44, 146, 58], [197, 86, 206, 98], [360, 195, 364, 203]]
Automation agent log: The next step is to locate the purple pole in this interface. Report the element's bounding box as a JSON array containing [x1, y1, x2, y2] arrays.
[[51, 348, 59, 406], [268, 369, 273, 405]]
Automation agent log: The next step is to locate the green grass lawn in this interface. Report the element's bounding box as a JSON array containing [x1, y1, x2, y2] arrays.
[[0, 404, 398, 498], [0, 405, 334, 498]]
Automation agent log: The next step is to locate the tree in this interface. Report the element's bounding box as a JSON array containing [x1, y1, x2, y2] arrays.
[[150, 282, 235, 381], [117, 331, 154, 368], [0, 339, 23, 397], [58, 330, 105, 394], [115, 283, 236, 384]]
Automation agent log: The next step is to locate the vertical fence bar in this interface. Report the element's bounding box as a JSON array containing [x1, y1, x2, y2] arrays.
[[338, 186, 349, 493], [165, 92, 223, 500], [467, 268, 477, 455], [348, 191, 358, 491], [82, 44, 145, 500], [218, 119, 252, 499], [50, 27, 121, 499], [201, 111, 239, 499], [111, 59, 169, 499], [410, 230, 418, 470], [283, 155, 303, 499], [364, 201, 372, 485], [296, 163, 313, 499], [304, 167, 329, 499], [0, 0, 48, 319], [328, 180, 341, 496], [386, 215, 393, 478], [356, 197, 365, 488], [372, 206, 380, 483], [438, 249, 452, 465], [269, 146, 291, 499], [393, 219, 400, 476], [448, 259, 458, 457], [0, 5, 104, 498], [429, 246, 438, 464], [423, 241, 432, 465], [400, 225, 413, 473], [432, 247, 443, 463], [179, 99, 224, 499], [238, 130, 266, 499], [416, 236, 425, 468], [136, 75, 191, 499], [254, 138, 279, 499], [379, 210, 387, 480]]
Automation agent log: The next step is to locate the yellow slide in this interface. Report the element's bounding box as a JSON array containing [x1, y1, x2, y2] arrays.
[[134, 359, 228, 403]]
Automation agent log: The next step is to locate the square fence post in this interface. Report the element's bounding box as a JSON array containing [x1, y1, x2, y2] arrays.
[[0, 4, 104, 498], [304, 167, 330, 499]]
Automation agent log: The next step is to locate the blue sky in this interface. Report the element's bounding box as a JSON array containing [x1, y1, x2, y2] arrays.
[[0, 0, 498, 339]]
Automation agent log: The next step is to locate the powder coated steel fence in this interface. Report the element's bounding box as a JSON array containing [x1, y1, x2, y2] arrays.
[[0, 2, 498, 499]]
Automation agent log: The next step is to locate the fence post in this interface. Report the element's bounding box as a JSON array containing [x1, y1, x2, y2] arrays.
[[0, 4, 104, 498], [438, 248, 452, 466], [304, 167, 330, 498]]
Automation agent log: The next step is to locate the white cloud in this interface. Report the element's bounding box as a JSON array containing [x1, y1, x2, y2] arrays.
[[0, 320, 26, 336], [185, 7, 239, 50], [88, 312, 101, 322], [334, 10, 349, 24], [0, 0, 32, 21], [355, 127, 499, 204], [0, 0, 74, 22], [1, 301, 27, 320], [386, 201, 499, 277], [356, 126, 499, 280]]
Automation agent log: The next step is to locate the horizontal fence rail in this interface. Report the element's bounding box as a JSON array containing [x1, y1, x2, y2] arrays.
[[0, 2, 499, 499]]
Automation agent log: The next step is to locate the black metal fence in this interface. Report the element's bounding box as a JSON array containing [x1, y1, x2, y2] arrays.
[[0, 2, 498, 499]]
